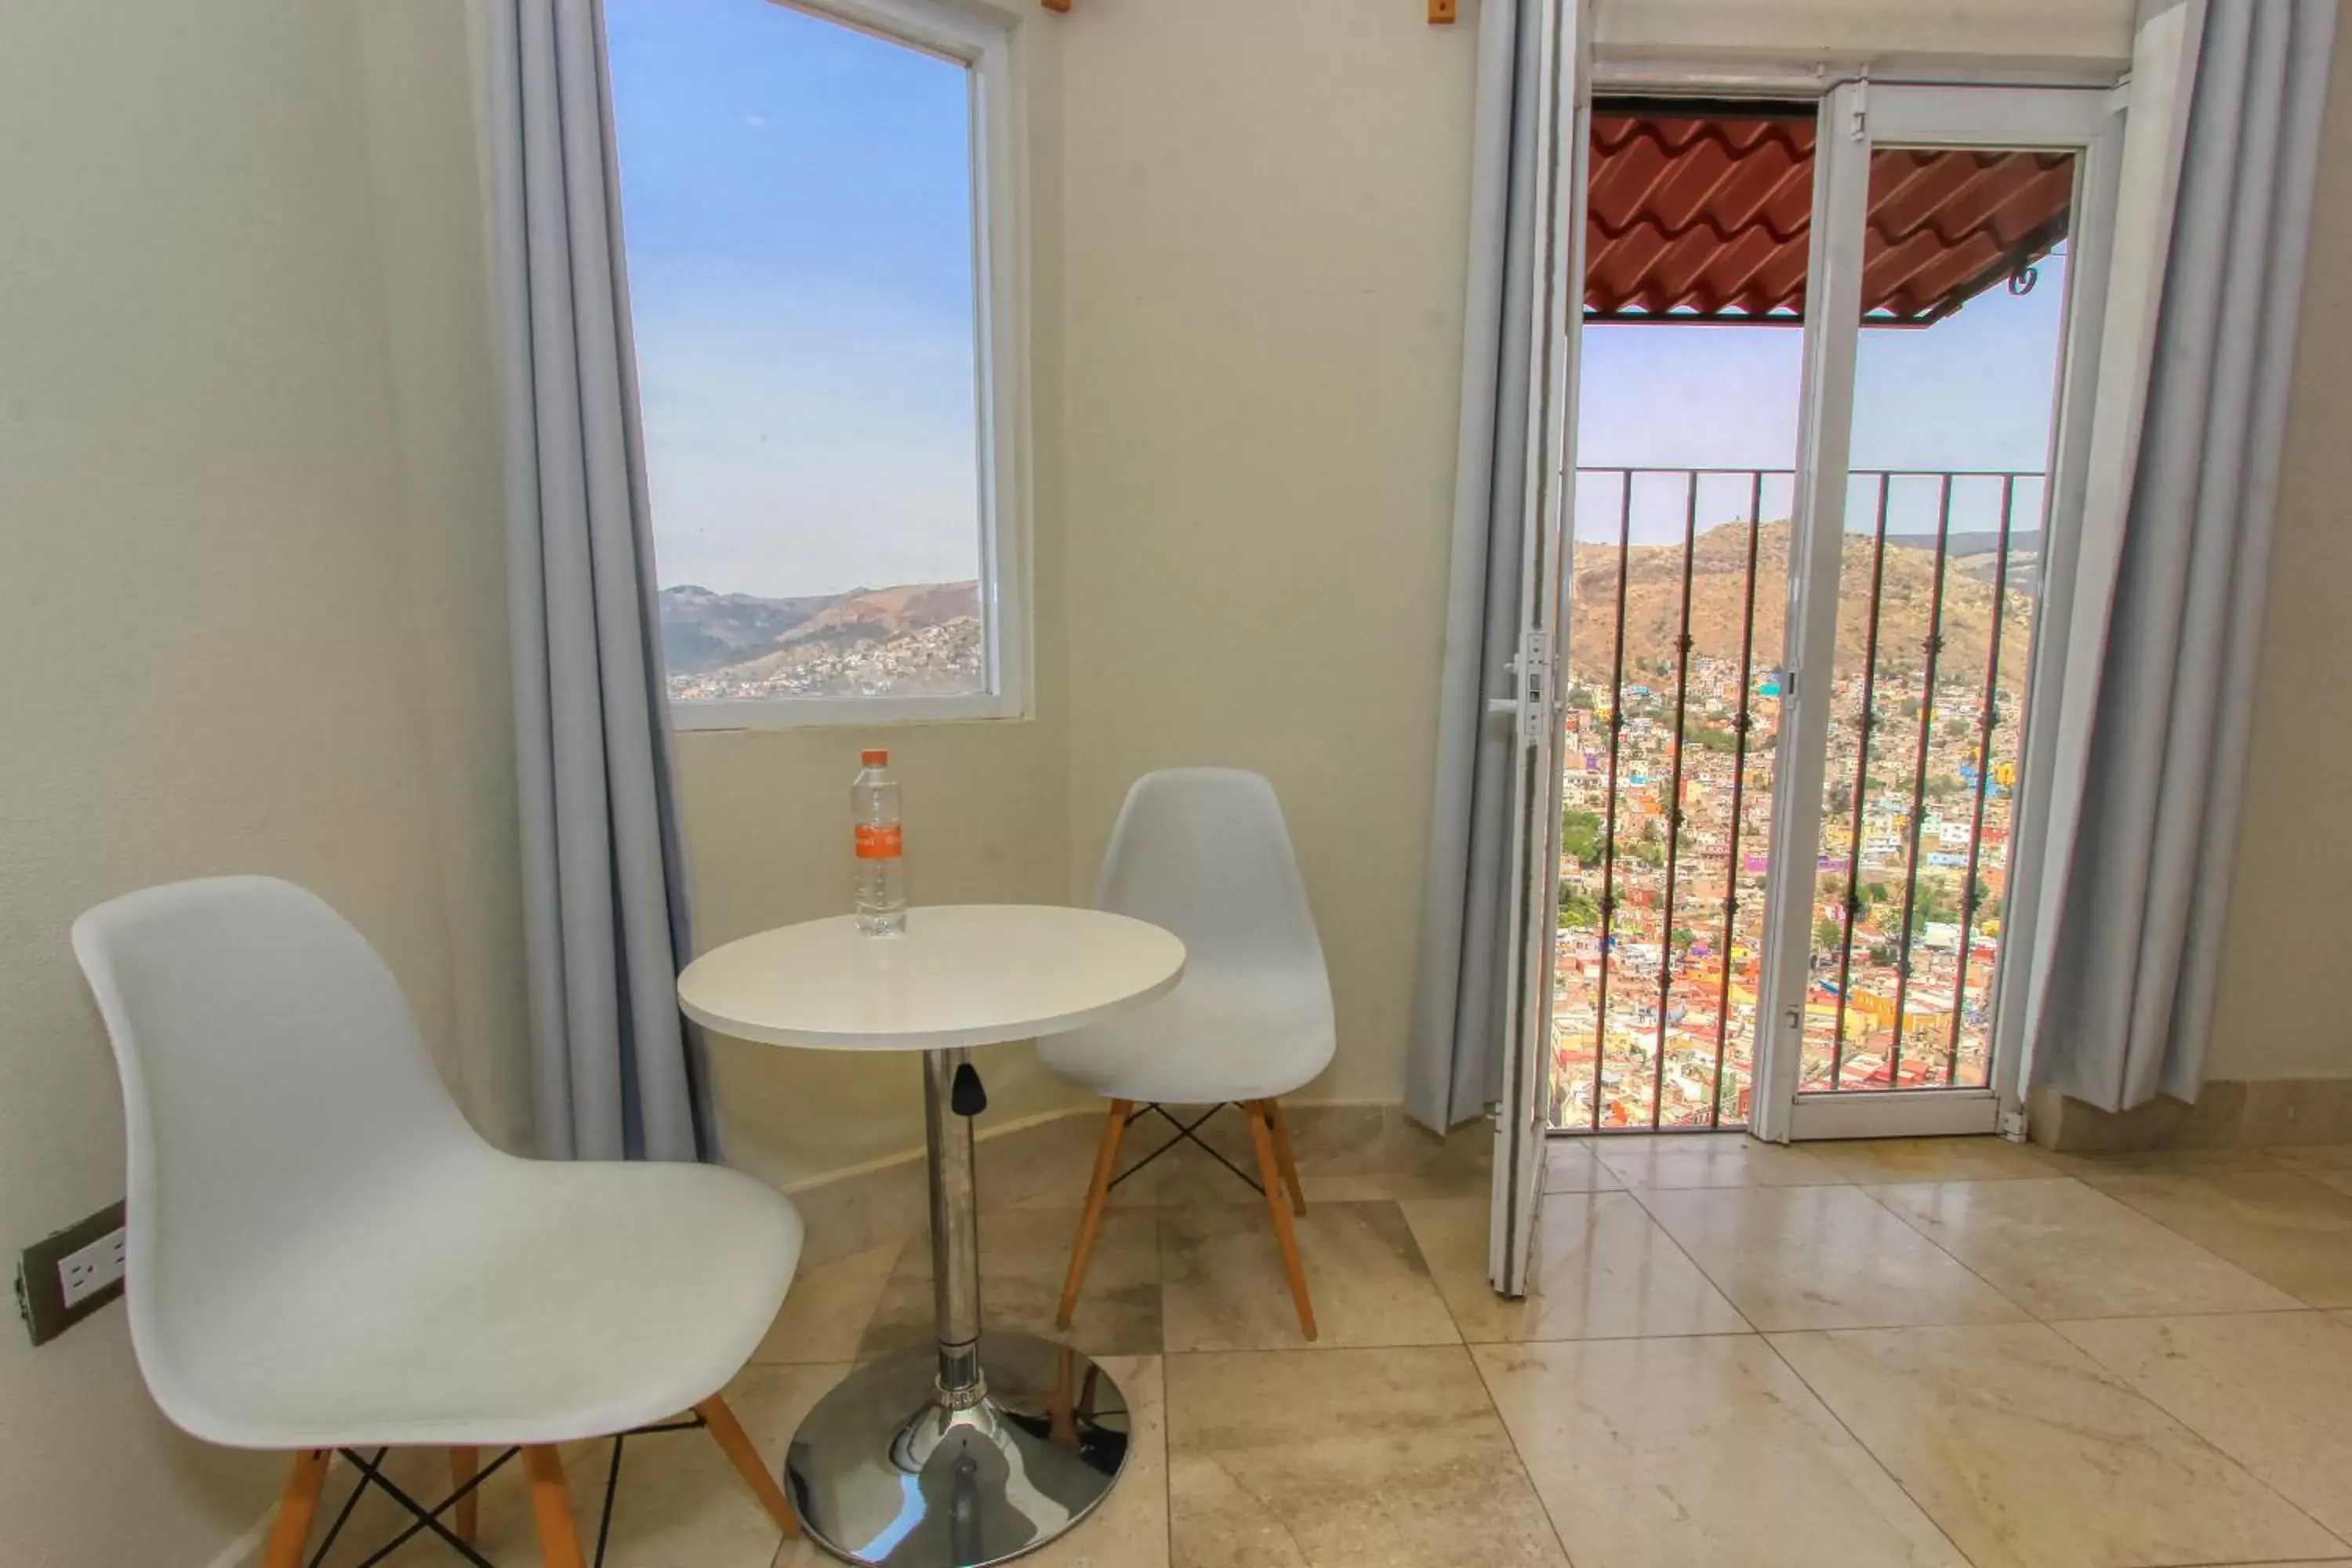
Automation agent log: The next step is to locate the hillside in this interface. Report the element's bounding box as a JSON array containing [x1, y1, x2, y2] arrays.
[[1566, 520, 2035, 682], [659, 579, 982, 698]]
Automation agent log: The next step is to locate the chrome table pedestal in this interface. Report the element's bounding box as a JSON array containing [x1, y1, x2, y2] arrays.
[[786, 1049, 1130, 1566]]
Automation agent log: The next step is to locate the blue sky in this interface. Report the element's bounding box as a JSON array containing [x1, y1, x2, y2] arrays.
[[1576, 249, 2071, 547], [606, 0, 982, 600], [604, 2, 2072, 594]]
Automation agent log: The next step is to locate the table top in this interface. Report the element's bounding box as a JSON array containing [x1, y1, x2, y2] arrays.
[[677, 903, 1187, 1051]]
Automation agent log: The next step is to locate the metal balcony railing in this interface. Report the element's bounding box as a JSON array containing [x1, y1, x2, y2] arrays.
[[1555, 466, 2042, 1132]]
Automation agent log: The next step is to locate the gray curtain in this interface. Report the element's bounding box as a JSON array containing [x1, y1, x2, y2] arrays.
[[490, 0, 718, 1162], [2034, 0, 2336, 1110], [1408, 0, 1549, 1133]]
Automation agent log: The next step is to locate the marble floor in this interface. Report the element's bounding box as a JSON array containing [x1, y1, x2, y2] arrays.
[[296, 1134, 2352, 1568]]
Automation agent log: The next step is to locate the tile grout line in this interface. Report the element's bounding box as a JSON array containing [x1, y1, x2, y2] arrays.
[[1595, 1180, 1766, 1338], [1460, 1342, 1584, 1568], [1837, 1174, 2067, 1322], [2078, 1165, 2352, 1309], [2047, 1321, 2352, 1560], [1766, 1319, 2352, 1566], [1748, 1327, 1984, 1568]]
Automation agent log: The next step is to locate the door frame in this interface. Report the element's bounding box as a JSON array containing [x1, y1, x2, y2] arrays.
[[1489, 0, 1589, 1296], [1749, 81, 2125, 1143]]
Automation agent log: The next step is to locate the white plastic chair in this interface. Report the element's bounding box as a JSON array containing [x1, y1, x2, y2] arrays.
[[72, 877, 805, 1568], [1039, 769, 1336, 1339]]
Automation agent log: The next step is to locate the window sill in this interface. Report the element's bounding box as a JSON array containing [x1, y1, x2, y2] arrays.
[[669, 693, 1028, 732]]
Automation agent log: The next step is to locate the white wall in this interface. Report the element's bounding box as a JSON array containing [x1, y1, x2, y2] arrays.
[[1056, 0, 1478, 1104], [0, 0, 522, 1563]]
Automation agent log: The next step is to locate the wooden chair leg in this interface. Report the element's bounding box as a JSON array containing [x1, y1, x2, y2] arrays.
[[1267, 1098, 1307, 1216], [696, 1394, 800, 1537], [1247, 1099, 1318, 1340], [523, 1444, 586, 1568], [260, 1449, 332, 1568], [449, 1445, 480, 1544], [1058, 1098, 1134, 1329]]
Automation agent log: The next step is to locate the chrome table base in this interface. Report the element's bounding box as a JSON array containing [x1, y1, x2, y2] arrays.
[[786, 1332, 1130, 1566], [784, 1049, 1131, 1566]]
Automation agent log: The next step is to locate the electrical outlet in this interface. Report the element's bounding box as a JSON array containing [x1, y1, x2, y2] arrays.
[[59, 1226, 125, 1310], [17, 1200, 127, 1346]]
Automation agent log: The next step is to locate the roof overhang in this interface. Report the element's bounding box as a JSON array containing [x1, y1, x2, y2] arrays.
[[1586, 102, 2074, 328]]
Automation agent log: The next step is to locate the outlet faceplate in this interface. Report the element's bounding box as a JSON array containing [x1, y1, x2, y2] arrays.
[[59, 1226, 126, 1309], [17, 1200, 128, 1346]]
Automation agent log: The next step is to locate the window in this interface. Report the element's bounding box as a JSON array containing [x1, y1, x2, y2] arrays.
[[604, 0, 1026, 727]]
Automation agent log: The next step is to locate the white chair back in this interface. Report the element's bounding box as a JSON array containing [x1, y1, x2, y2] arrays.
[[1095, 768, 1326, 980], [71, 877, 485, 1401]]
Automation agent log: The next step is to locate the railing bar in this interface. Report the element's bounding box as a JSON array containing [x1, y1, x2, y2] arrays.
[[1708, 470, 1766, 1130], [1589, 474, 1635, 1133], [1650, 470, 1702, 1131], [1830, 475, 1893, 1092], [1887, 474, 1957, 1088], [1577, 467, 2044, 479], [1948, 474, 2015, 1086]]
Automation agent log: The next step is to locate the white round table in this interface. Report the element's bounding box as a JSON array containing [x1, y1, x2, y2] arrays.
[[678, 905, 1185, 1568]]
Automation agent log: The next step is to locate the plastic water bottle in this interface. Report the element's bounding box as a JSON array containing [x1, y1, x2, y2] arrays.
[[852, 747, 906, 935]]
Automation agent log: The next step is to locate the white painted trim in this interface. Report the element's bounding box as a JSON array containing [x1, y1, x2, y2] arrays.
[[1788, 1088, 2002, 1140], [660, 0, 1033, 732], [1750, 85, 1868, 1145], [1592, 53, 2123, 95]]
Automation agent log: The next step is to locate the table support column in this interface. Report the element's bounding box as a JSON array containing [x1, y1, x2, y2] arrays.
[[923, 1047, 985, 1406]]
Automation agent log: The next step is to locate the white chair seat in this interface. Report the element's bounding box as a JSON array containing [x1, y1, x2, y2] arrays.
[[162, 1154, 800, 1450], [1038, 971, 1334, 1105]]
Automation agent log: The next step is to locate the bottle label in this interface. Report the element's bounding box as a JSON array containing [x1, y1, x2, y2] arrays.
[[855, 824, 903, 860]]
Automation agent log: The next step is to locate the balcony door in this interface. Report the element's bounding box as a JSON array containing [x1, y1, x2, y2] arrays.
[[1548, 82, 2122, 1145], [1750, 82, 2122, 1142]]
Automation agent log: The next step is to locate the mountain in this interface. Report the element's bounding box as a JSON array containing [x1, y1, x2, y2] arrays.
[[1568, 520, 2035, 682], [658, 585, 840, 676], [658, 580, 982, 696]]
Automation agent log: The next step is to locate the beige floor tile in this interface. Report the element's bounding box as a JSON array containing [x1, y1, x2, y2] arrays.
[[1297, 1164, 1492, 1203], [771, 1355, 1170, 1568], [1402, 1193, 1748, 1342], [2037, 1146, 2283, 1176], [2057, 1312, 2352, 1541], [750, 1243, 898, 1365], [1534, 1133, 1628, 1185], [1804, 1135, 2060, 1182], [1866, 1178, 2301, 1319], [1771, 1322, 2344, 1568], [1159, 1200, 1459, 1352], [1593, 1131, 1846, 1188], [861, 1207, 1162, 1360], [1473, 1336, 1966, 1568], [2088, 1171, 2352, 1307], [2268, 1145, 2352, 1171], [1543, 1138, 1625, 1192], [1166, 1345, 1566, 1567], [2311, 1168, 2352, 1200], [1636, 1185, 2027, 1330], [311, 1363, 844, 1567]]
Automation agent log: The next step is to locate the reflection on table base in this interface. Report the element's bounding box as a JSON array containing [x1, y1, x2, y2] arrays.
[[785, 1331, 1130, 1567]]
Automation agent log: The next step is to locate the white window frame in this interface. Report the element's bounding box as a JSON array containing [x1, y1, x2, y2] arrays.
[[661, 0, 1032, 732]]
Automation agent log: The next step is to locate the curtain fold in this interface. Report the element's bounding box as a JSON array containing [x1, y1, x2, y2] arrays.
[[1408, 0, 1550, 1133], [491, 0, 718, 1162], [2029, 0, 2337, 1111]]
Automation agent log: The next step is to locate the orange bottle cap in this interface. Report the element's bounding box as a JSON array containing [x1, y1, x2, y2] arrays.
[[861, 748, 889, 766]]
